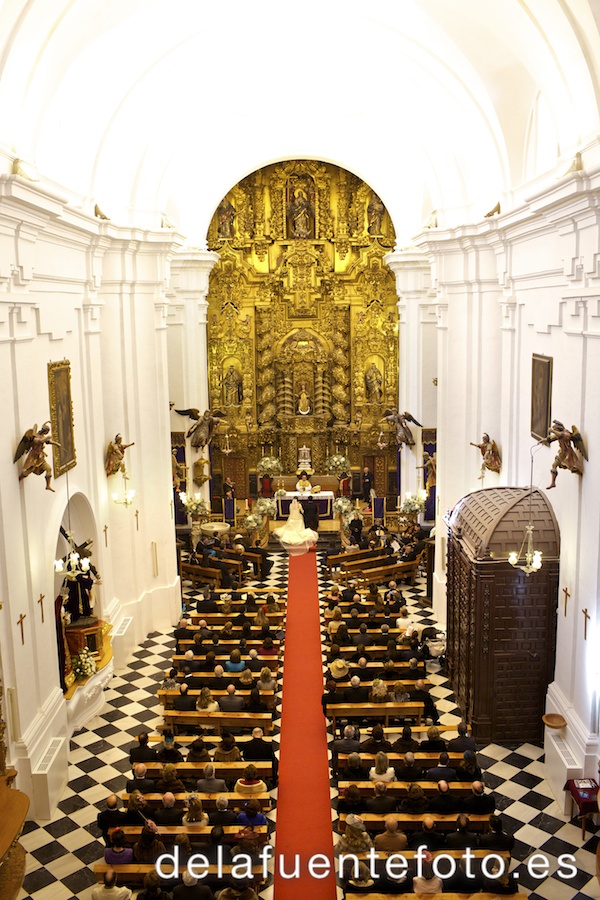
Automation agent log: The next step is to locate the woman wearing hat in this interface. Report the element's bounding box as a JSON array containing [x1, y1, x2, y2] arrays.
[[328, 658, 350, 681], [334, 814, 373, 856]]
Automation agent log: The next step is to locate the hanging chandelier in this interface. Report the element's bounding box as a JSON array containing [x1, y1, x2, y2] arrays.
[[112, 471, 136, 507], [508, 444, 543, 575]]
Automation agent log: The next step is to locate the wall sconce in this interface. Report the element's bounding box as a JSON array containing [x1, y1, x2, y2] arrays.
[[112, 472, 136, 507]]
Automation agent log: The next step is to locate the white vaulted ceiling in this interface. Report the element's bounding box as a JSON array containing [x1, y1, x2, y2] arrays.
[[0, 0, 598, 244]]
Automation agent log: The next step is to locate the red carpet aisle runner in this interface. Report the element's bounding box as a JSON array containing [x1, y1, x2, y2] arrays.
[[273, 551, 337, 900]]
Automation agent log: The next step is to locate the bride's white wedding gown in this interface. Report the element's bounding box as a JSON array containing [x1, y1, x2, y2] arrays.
[[273, 498, 318, 556]]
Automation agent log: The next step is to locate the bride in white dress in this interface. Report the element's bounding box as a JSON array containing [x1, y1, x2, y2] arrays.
[[273, 498, 318, 556]]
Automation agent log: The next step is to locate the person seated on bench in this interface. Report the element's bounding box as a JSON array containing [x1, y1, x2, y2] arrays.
[[334, 814, 373, 857], [394, 750, 424, 782], [409, 814, 446, 850], [373, 816, 408, 852], [447, 719, 477, 753], [97, 795, 126, 846], [219, 683, 245, 712], [345, 752, 366, 783], [234, 763, 267, 794], [214, 732, 242, 763], [462, 779, 496, 814], [135, 870, 171, 900], [479, 813, 515, 852], [196, 763, 227, 794], [400, 783, 429, 815], [446, 812, 479, 849], [412, 859, 443, 894], [427, 751, 458, 783], [337, 783, 364, 815], [103, 829, 133, 866], [182, 793, 209, 826], [130, 732, 159, 765], [236, 797, 267, 827], [91, 869, 132, 900], [343, 675, 370, 704], [123, 789, 151, 825], [153, 791, 184, 826], [361, 724, 392, 755], [455, 749, 482, 782], [369, 751, 396, 783], [128, 764, 154, 795], [173, 871, 216, 900], [133, 824, 166, 864], [156, 763, 185, 794], [366, 780, 397, 813], [429, 779, 461, 815], [246, 686, 268, 713], [340, 859, 375, 893], [410, 681, 440, 724], [392, 724, 419, 753], [156, 733, 184, 763], [243, 726, 278, 784], [257, 667, 276, 691], [210, 795, 237, 825], [368, 679, 390, 703]]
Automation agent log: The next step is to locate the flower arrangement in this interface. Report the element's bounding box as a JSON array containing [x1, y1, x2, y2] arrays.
[[243, 513, 263, 530], [333, 496, 356, 523], [253, 497, 276, 519], [256, 456, 283, 476], [72, 646, 97, 680], [179, 492, 210, 517], [400, 492, 426, 514], [324, 454, 351, 477]]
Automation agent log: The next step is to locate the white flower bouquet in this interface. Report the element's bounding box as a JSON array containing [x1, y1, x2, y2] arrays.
[[72, 646, 97, 680], [179, 492, 210, 517], [256, 456, 283, 476], [324, 454, 351, 477], [253, 498, 277, 519]]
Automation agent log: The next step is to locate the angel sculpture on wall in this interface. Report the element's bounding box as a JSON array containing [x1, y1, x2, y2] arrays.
[[542, 420, 587, 489], [105, 434, 135, 477], [382, 409, 422, 447], [14, 422, 61, 491], [469, 433, 501, 479], [174, 408, 224, 451]]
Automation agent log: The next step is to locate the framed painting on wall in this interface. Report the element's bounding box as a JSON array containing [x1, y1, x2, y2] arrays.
[[48, 359, 76, 476], [531, 354, 553, 441]]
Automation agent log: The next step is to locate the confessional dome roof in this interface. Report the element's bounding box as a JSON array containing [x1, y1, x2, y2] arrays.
[[447, 486, 560, 562]]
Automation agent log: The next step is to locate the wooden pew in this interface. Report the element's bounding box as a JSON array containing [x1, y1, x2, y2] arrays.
[[158, 689, 276, 711], [181, 562, 222, 588], [147, 733, 274, 745], [188, 611, 285, 625], [325, 702, 423, 732], [141, 761, 273, 781], [122, 791, 272, 810], [337, 752, 466, 771], [326, 548, 382, 575], [338, 811, 491, 833], [162, 709, 273, 735], [173, 654, 280, 671], [119, 824, 267, 843], [346, 891, 505, 900], [339, 556, 390, 583], [178, 639, 281, 654], [337, 781, 475, 798], [337, 645, 419, 661], [94, 862, 264, 885], [356, 558, 422, 586]]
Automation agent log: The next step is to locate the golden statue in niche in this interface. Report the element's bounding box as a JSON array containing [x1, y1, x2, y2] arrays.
[[223, 364, 243, 406], [296, 383, 312, 415]]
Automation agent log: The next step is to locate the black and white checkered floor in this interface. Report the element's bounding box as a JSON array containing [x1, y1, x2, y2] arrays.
[[17, 544, 599, 899]]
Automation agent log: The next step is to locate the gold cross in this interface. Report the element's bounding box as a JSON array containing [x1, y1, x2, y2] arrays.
[[103, 525, 108, 547], [38, 593, 45, 623], [17, 613, 26, 645], [562, 587, 570, 616], [582, 608, 590, 640]]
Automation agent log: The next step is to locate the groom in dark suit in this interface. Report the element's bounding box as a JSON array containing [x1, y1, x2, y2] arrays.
[[302, 495, 319, 531]]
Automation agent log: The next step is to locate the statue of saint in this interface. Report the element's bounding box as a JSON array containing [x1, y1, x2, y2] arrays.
[[297, 383, 311, 415], [365, 362, 383, 402], [288, 189, 313, 239], [217, 198, 236, 239], [223, 365, 243, 406], [367, 192, 384, 235]]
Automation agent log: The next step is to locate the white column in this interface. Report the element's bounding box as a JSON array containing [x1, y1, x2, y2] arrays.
[[385, 249, 434, 497], [168, 249, 219, 501]]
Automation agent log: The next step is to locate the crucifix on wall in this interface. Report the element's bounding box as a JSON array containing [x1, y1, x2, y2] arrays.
[[16, 613, 26, 645], [38, 593, 45, 623], [582, 607, 590, 640], [562, 587, 570, 616]]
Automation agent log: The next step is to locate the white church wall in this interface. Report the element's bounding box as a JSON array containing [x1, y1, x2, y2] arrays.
[[411, 162, 599, 783], [0, 177, 182, 815]]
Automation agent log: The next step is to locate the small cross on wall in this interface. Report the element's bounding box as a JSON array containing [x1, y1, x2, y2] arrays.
[[562, 587, 570, 617], [582, 608, 590, 640], [16, 613, 26, 645]]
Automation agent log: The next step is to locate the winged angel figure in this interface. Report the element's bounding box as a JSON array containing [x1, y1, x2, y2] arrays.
[[543, 420, 587, 489], [174, 408, 224, 451], [382, 409, 422, 447], [14, 422, 60, 491]]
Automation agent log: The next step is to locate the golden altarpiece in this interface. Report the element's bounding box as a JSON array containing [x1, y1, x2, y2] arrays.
[[206, 160, 400, 498]]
